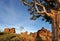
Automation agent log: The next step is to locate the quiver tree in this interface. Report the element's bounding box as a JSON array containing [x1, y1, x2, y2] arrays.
[[21, 0, 60, 41]]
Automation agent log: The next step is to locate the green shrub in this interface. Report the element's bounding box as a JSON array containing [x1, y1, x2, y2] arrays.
[[11, 37, 20, 41], [36, 36, 43, 41]]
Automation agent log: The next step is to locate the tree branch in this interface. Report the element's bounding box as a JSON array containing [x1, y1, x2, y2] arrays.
[[21, 0, 54, 18], [34, 1, 53, 18], [21, 0, 32, 7]]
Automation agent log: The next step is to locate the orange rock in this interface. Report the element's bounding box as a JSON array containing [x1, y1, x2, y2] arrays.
[[37, 27, 52, 41], [4, 28, 15, 33], [10, 28, 15, 33], [4, 28, 10, 33]]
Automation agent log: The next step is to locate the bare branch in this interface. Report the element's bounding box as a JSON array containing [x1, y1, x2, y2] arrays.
[[21, 0, 32, 6], [34, 0, 53, 18], [21, 0, 54, 18], [34, 1, 46, 14]]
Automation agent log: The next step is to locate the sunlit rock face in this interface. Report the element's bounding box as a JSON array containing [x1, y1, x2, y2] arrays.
[[37, 27, 52, 41], [10, 28, 15, 33], [4, 28, 15, 33], [4, 28, 10, 33]]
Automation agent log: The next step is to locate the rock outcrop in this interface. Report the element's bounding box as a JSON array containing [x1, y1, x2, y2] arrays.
[[4, 28, 10, 33], [36, 27, 52, 41], [4, 28, 15, 33], [10, 28, 15, 33]]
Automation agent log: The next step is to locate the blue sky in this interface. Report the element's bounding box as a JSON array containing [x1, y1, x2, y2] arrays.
[[0, 0, 52, 33]]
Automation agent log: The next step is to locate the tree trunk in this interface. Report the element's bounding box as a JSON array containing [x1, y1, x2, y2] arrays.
[[52, 10, 60, 41]]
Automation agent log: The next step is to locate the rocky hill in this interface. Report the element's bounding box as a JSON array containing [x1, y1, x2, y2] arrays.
[[0, 27, 52, 41]]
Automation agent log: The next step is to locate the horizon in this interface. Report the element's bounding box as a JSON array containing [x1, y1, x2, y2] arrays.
[[2, 27, 51, 34], [0, 0, 52, 33]]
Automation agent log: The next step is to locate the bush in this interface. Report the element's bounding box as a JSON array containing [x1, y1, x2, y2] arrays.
[[36, 36, 43, 41], [11, 37, 20, 41]]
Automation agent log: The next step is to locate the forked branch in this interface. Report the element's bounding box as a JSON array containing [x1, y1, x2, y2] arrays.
[[21, 0, 53, 18]]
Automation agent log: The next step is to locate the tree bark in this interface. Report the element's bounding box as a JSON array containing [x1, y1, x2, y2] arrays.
[[52, 9, 60, 41]]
